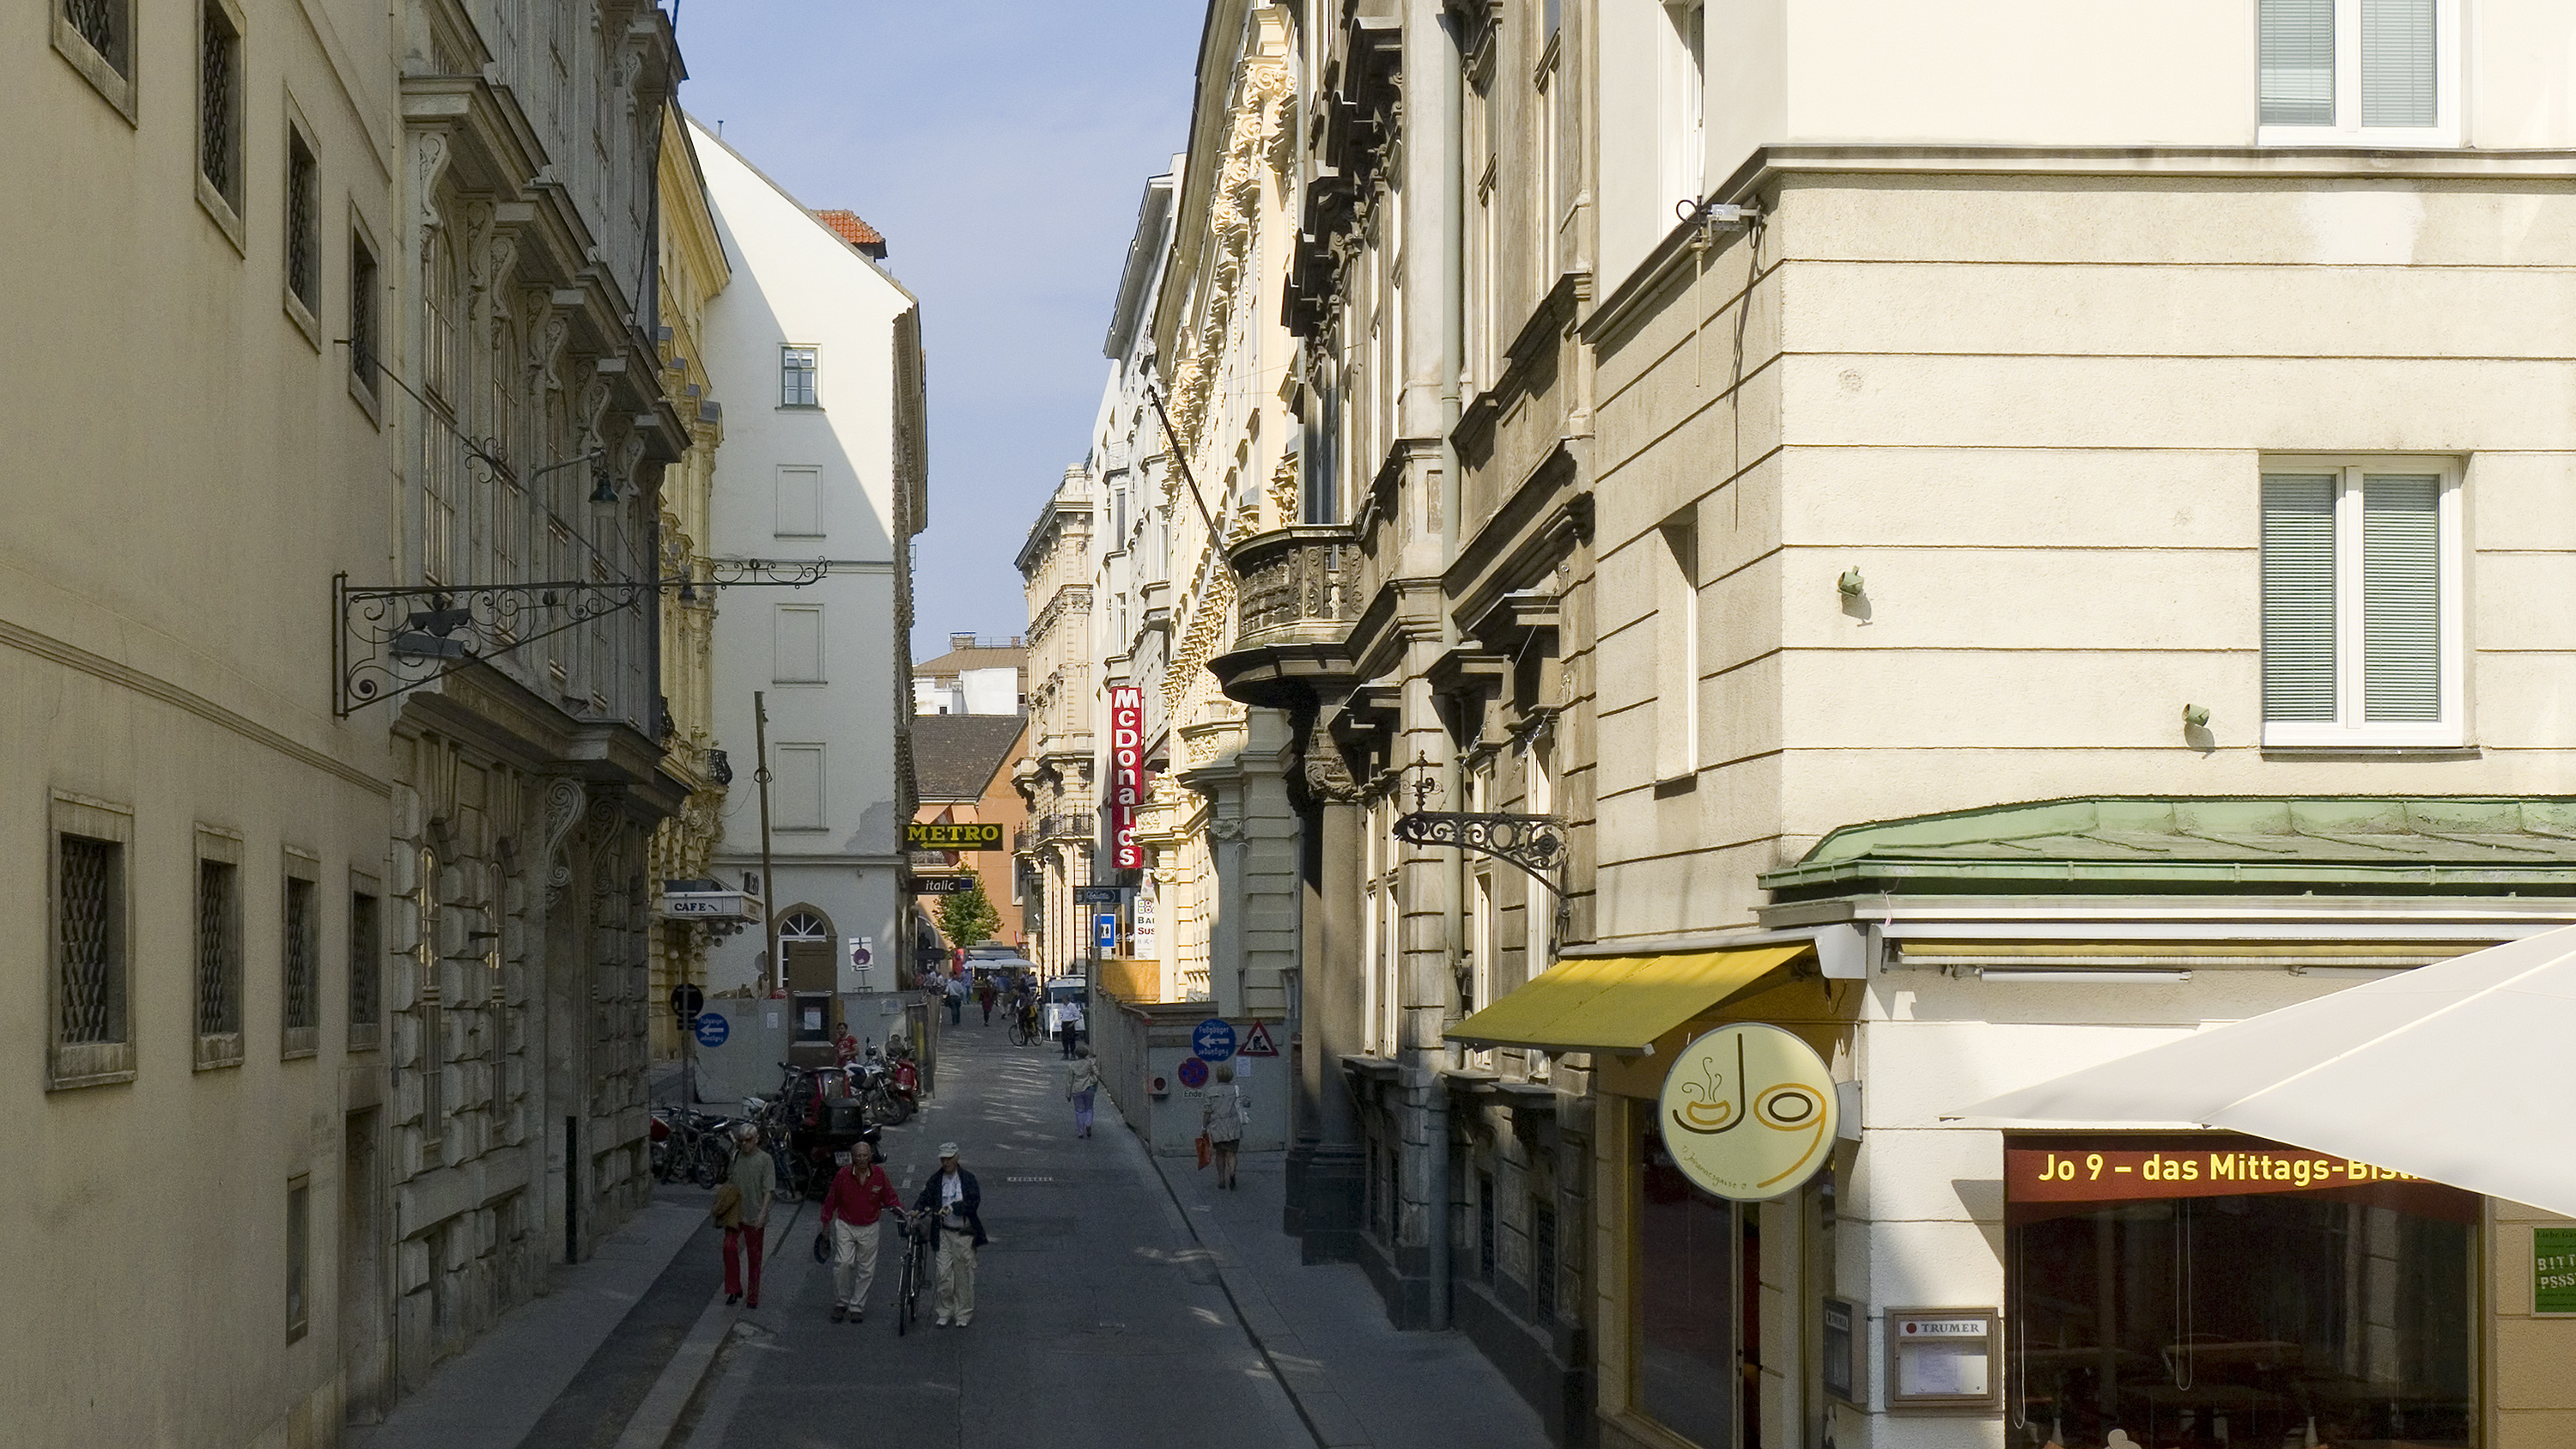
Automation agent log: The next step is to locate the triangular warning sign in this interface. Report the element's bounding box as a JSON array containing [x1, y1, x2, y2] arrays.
[[1240, 1020, 1279, 1056]]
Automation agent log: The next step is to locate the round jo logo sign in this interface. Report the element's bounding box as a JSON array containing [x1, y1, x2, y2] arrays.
[[1657, 1023, 1839, 1201]]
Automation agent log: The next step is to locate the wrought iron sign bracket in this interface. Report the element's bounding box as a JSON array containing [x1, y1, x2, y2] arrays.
[[334, 559, 850, 716], [1392, 811, 1568, 896]]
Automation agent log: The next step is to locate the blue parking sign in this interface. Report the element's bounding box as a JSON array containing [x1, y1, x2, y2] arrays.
[[1095, 913, 1117, 952]]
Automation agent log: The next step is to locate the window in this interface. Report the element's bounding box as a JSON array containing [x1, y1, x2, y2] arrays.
[[423, 225, 458, 404], [286, 1178, 311, 1342], [2007, 1135, 2476, 1449], [1653, 511, 1701, 781], [1535, 38, 1562, 295], [349, 229, 381, 400], [51, 796, 132, 1089], [283, 864, 319, 1056], [2259, 460, 2461, 747], [775, 465, 823, 537], [776, 744, 826, 829], [1524, 734, 1552, 975], [195, 841, 244, 1069], [1529, 1194, 1558, 1325], [420, 1002, 446, 1153], [774, 604, 825, 683], [1478, 1172, 1498, 1283], [1640, 1127, 1751, 1446], [2259, 0, 2454, 144], [197, 0, 243, 220], [284, 128, 319, 316], [781, 345, 819, 407], [349, 887, 382, 1050], [55, 0, 137, 120], [1668, 2, 1706, 210]]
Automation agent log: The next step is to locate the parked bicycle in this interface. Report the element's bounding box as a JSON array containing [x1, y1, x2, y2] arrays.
[[650, 1107, 738, 1188]]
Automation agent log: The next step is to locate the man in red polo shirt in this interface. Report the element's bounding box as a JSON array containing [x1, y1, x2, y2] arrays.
[[821, 1141, 905, 1322]]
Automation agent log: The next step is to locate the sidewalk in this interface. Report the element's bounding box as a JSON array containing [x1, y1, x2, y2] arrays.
[[348, 1190, 713, 1449], [1151, 1148, 1552, 1449]]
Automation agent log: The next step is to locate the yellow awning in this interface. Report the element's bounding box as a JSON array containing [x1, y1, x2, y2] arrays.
[[1447, 943, 1813, 1053]]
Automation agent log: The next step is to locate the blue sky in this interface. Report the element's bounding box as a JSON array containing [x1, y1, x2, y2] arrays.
[[671, 2, 1206, 660]]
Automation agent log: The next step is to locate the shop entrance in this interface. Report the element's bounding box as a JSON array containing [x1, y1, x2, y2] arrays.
[[1639, 1126, 1761, 1448]]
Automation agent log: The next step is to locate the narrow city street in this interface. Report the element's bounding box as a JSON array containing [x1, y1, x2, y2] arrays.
[[356, 1020, 1550, 1449]]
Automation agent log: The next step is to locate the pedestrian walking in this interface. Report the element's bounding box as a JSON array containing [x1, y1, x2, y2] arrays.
[[912, 1142, 987, 1328], [1203, 1062, 1244, 1190], [1066, 1046, 1101, 1138], [979, 977, 996, 1025], [722, 1122, 776, 1306], [821, 1141, 904, 1323], [945, 973, 965, 1026]]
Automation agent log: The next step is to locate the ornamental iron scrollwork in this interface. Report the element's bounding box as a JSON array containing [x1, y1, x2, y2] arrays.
[[1393, 811, 1567, 896], [333, 559, 847, 716]]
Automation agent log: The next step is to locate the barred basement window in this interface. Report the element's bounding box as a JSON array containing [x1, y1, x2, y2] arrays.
[[349, 232, 380, 397], [1529, 1196, 1558, 1324], [58, 837, 125, 1047], [197, 1, 242, 212], [64, 0, 126, 74], [196, 857, 244, 1065], [283, 873, 319, 1054], [286, 1178, 311, 1342], [284, 130, 319, 311], [349, 890, 382, 1050]]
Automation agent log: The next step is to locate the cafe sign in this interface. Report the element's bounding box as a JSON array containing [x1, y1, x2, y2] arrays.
[[1656, 1023, 1840, 1201]]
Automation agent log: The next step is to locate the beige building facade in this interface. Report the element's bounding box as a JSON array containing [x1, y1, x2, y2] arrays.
[[1015, 467, 1099, 980]]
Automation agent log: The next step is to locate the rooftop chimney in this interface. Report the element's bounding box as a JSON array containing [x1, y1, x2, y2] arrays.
[[950, 632, 977, 651]]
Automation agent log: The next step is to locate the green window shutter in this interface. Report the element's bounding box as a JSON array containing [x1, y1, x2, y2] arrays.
[[2261, 0, 2336, 125], [2361, 0, 2437, 127], [2262, 475, 2338, 722], [2362, 475, 2441, 721]]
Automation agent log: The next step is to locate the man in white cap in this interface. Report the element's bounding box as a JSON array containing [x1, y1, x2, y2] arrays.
[[910, 1142, 986, 1327]]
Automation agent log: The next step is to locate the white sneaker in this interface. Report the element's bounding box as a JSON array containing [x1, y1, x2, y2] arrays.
[[933, 1316, 951, 1328]]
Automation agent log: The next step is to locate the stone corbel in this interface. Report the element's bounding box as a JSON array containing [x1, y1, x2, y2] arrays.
[[410, 129, 453, 242], [539, 777, 586, 905]]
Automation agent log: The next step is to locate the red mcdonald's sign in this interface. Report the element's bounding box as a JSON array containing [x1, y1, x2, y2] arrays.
[[1109, 686, 1145, 869]]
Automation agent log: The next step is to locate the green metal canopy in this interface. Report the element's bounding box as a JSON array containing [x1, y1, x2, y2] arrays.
[[1759, 796, 2576, 897]]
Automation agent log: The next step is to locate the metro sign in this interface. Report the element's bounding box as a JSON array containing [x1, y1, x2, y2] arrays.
[[907, 821, 1005, 850]]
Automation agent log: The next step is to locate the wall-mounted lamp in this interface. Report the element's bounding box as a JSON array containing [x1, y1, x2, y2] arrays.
[[2182, 703, 2211, 728], [589, 466, 619, 505], [1837, 568, 1865, 598]]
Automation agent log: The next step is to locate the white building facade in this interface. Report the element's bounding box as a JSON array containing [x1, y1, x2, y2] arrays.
[[691, 119, 928, 1002]]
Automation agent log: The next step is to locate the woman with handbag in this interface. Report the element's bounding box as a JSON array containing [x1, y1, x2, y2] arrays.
[[1201, 1061, 1244, 1190], [1066, 1046, 1102, 1139]]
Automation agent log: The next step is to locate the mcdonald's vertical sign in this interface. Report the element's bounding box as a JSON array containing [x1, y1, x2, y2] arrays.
[[1109, 686, 1145, 868]]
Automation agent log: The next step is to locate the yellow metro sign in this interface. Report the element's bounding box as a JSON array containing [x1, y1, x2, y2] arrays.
[[1658, 1023, 1839, 1200], [906, 821, 1005, 851]]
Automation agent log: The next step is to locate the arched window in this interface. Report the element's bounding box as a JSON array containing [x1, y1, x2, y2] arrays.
[[777, 909, 831, 941]]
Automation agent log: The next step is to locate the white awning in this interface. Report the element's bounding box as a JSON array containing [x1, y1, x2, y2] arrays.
[[1956, 922, 2576, 1217]]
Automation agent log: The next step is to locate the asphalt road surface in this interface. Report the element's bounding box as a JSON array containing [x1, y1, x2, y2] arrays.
[[679, 1020, 1315, 1448]]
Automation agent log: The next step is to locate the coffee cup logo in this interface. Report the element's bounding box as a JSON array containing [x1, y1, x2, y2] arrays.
[[1658, 1023, 1840, 1200]]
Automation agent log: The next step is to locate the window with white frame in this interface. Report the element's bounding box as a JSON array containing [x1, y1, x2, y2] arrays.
[[781, 344, 819, 407], [1666, 0, 1706, 211], [2258, 459, 2462, 746], [2258, 0, 2455, 145]]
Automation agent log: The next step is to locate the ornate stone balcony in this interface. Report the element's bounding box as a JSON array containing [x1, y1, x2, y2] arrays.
[[1211, 525, 1365, 709]]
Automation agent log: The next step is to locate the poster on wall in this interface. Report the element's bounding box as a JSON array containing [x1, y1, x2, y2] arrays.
[[1133, 886, 1157, 956], [1109, 685, 1145, 869]]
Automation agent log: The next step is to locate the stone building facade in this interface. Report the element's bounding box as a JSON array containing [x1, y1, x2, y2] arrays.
[[1014, 468, 1100, 980]]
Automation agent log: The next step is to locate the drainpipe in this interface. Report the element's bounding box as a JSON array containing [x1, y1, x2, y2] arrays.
[[1424, 0, 1468, 1335]]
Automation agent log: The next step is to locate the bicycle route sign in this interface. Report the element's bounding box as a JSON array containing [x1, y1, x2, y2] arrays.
[[693, 1013, 730, 1049], [1193, 1018, 1237, 1062]]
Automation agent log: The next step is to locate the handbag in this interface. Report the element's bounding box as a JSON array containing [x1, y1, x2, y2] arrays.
[[711, 1183, 743, 1228], [1196, 1133, 1212, 1170], [813, 1229, 833, 1263]]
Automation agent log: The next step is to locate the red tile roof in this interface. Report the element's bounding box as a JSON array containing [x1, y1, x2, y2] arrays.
[[814, 209, 887, 259]]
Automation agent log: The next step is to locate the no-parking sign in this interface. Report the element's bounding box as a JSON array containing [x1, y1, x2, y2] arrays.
[[1176, 1056, 1210, 1089]]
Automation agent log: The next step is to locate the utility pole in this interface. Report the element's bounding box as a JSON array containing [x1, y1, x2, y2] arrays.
[[754, 690, 777, 995]]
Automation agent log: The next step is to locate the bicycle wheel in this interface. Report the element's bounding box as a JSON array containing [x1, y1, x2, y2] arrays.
[[896, 1236, 916, 1336], [692, 1137, 729, 1190]]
